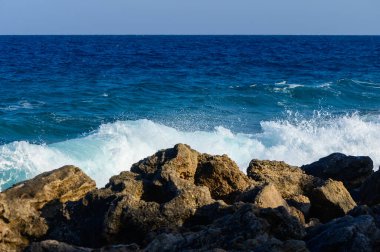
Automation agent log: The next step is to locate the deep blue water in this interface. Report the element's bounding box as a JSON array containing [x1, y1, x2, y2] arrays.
[[1, 35, 380, 189]]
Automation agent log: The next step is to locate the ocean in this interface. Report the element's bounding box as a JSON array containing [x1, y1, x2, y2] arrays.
[[0, 35, 379, 190]]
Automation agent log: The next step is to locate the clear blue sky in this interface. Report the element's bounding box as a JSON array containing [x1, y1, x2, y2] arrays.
[[0, 0, 379, 35]]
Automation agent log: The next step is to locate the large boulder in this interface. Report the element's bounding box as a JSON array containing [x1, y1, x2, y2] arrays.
[[302, 153, 373, 190], [247, 159, 322, 199], [305, 215, 380, 252], [309, 179, 356, 222], [0, 166, 96, 251], [360, 170, 380, 206]]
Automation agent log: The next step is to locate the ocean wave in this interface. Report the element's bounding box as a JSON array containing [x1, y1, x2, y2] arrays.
[[1, 115, 380, 190]]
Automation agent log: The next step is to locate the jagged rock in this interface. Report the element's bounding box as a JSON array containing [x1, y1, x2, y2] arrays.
[[195, 154, 254, 204], [302, 153, 373, 190], [360, 170, 380, 206], [46, 145, 215, 247], [130, 143, 199, 182], [247, 159, 322, 199], [145, 203, 306, 251], [305, 215, 380, 252], [0, 166, 96, 252], [26, 240, 140, 252], [309, 179, 356, 222]]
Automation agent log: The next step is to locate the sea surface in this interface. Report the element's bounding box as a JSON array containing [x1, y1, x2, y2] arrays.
[[0, 35, 380, 190]]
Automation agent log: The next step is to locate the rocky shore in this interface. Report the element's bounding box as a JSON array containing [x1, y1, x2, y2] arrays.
[[1, 144, 380, 251]]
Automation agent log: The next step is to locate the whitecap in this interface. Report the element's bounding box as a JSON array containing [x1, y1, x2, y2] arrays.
[[1, 115, 379, 190]]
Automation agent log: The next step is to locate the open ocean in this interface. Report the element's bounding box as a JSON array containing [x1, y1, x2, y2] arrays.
[[0, 35, 380, 190]]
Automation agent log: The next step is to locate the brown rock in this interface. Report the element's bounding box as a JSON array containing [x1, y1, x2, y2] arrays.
[[247, 159, 322, 199], [309, 179, 357, 222], [0, 166, 96, 251], [131, 143, 199, 182], [237, 183, 288, 209], [195, 154, 254, 203]]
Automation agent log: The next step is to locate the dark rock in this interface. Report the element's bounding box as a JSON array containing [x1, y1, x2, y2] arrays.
[[305, 215, 380, 252], [145, 203, 306, 251], [26, 240, 140, 252], [302, 153, 373, 190], [360, 170, 380, 205]]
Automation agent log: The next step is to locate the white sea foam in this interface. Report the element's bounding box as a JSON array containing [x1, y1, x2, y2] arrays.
[[1, 115, 380, 190]]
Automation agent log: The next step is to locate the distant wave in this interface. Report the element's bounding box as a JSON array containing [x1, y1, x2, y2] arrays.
[[1, 114, 380, 190]]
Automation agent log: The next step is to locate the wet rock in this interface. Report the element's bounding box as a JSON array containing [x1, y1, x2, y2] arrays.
[[302, 153, 373, 190], [309, 179, 356, 222], [247, 159, 322, 199], [305, 215, 380, 252], [360, 170, 380, 206], [0, 166, 96, 251]]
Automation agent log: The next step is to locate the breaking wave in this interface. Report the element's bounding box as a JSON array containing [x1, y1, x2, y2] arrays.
[[1, 114, 380, 190]]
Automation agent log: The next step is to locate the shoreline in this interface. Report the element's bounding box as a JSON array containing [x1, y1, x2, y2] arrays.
[[1, 143, 380, 251]]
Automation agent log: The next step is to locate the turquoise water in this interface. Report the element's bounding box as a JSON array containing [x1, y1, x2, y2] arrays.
[[1, 36, 380, 189]]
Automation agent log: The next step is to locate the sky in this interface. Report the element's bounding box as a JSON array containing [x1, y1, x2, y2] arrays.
[[0, 0, 379, 35]]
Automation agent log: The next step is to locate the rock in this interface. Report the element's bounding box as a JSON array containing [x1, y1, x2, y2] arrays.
[[247, 159, 322, 199], [195, 154, 254, 204], [287, 195, 311, 218], [45, 146, 215, 247], [131, 143, 199, 182], [302, 153, 373, 190], [26, 240, 92, 252], [26, 240, 140, 252], [360, 170, 380, 206], [131, 144, 254, 204], [309, 179, 356, 222], [145, 203, 306, 251], [237, 183, 289, 209], [0, 166, 96, 252], [305, 215, 380, 252]]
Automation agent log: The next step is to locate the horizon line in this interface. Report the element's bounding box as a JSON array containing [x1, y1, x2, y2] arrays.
[[1, 34, 380, 36]]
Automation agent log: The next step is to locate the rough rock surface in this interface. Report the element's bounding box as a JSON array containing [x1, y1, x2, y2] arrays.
[[302, 153, 373, 190], [305, 215, 380, 252], [26, 240, 140, 252], [237, 183, 289, 209], [0, 166, 96, 251], [247, 159, 322, 198], [360, 170, 380, 206], [2, 144, 377, 252], [309, 179, 356, 222], [195, 154, 254, 203], [145, 203, 306, 252]]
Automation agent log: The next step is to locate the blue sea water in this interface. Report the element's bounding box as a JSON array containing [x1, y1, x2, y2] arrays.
[[0, 35, 380, 190]]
